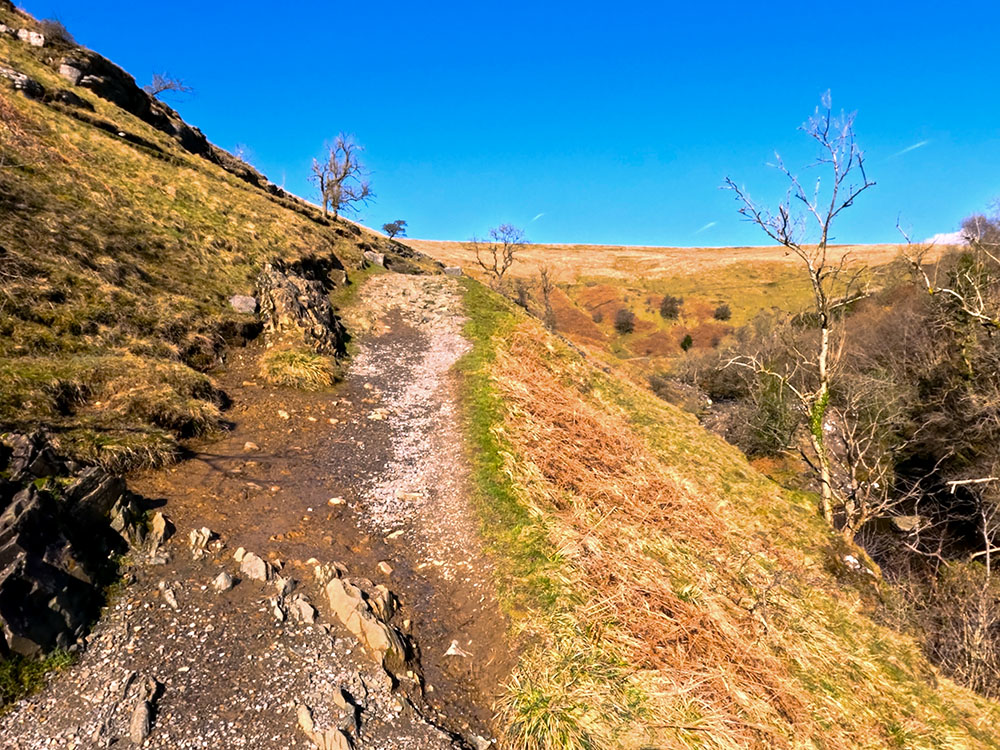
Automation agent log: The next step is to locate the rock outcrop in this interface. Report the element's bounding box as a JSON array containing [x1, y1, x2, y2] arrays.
[[0, 432, 143, 655], [256, 257, 348, 355]]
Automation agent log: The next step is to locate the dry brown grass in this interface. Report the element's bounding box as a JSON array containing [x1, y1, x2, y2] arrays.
[[259, 347, 338, 390], [476, 308, 1000, 749]]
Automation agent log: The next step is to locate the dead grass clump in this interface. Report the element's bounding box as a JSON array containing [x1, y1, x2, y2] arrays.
[[260, 348, 338, 390]]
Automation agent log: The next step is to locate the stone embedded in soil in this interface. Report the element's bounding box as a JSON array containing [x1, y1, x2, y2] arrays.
[[212, 571, 234, 592], [240, 552, 272, 581], [243, 441, 261, 452], [129, 700, 152, 744], [377, 560, 393, 576]]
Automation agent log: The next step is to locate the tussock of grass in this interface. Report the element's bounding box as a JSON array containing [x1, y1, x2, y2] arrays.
[[259, 347, 339, 390], [0, 650, 75, 711], [459, 278, 1000, 749]]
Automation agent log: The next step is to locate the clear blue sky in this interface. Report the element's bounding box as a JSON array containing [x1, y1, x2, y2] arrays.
[[22, 0, 1000, 245]]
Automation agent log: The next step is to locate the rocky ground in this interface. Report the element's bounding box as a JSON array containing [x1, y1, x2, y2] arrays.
[[0, 273, 509, 749]]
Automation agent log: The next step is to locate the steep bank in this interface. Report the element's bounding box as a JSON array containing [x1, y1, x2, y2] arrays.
[[458, 281, 1000, 749]]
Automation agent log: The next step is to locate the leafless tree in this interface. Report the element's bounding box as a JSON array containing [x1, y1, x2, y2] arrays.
[[538, 265, 556, 330], [724, 91, 875, 526], [470, 224, 526, 289], [144, 73, 193, 98], [310, 134, 373, 219], [903, 213, 1000, 331]]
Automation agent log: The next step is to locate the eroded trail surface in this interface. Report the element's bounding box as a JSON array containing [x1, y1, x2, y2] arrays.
[[0, 274, 510, 750]]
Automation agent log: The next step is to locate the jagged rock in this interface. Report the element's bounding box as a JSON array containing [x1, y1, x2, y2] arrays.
[[188, 527, 215, 557], [443, 266, 463, 276], [233, 546, 247, 563], [212, 571, 234, 592], [0, 24, 12, 36], [256, 259, 347, 355], [148, 512, 174, 549], [243, 441, 260, 453], [289, 595, 317, 624], [3, 431, 66, 482], [240, 552, 271, 582], [0, 433, 143, 655], [376, 560, 393, 576], [229, 294, 258, 314], [16, 28, 44, 46], [325, 578, 406, 670], [273, 576, 295, 596], [363, 250, 385, 268], [296, 705, 352, 750]]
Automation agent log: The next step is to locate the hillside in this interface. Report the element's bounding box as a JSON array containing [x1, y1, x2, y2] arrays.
[[3, 5, 1000, 750], [0, 1, 430, 471], [406, 239, 946, 378]]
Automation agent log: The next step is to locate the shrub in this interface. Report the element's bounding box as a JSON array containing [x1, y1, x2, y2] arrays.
[[713, 303, 732, 321], [613, 308, 635, 334], [591, 310, 603, 324], [659, 295, 682, 319], [38, 18, 75, 45], [680, 334, 693, 351], [260, 348, 338, 390]]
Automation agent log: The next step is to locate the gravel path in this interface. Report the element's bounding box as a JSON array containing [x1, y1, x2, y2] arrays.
[[0, 273, 507, 750]]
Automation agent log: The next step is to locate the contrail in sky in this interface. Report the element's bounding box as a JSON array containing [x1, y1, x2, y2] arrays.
[[695, 221, 717, 234], [892, 140, 929, 157], [531, 212, 545, 222]]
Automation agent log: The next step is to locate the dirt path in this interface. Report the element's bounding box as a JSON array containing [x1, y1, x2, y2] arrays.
[[0, 273, 510, 749]]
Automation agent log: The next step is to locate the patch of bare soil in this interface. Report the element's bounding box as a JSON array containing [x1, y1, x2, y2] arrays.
[[0, 274, 510, 749]]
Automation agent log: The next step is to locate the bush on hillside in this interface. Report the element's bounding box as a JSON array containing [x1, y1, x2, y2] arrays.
[[38, 18, 74, 45], [660, 294, 682, 319], [613, 308, 635, 334], [714, 303, 732, 321]]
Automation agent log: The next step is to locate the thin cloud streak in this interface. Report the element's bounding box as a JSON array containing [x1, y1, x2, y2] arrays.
[[531, 212, 545, 222], [892, 140, 929, 158], [694, 221, 717, 234]]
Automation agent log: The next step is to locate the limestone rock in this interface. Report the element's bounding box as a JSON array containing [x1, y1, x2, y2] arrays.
[[58, 61, 83, 85], [229, 294, 258, 314], [212, 572, 234, 592], [240, 552, 271, 582], [16, 28, 44, 46], [149, 512, 174, 549], [363, 250, 386, 268], [256, 258, 347, 355], [290, 596, 317, 625], [443, 266, 463, 276], [129, 700, 151, 744]]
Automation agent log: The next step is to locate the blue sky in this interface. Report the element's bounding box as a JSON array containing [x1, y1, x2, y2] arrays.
[[22, 1, 1000, 246]]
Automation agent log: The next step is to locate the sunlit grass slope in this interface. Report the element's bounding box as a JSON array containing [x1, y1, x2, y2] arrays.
[[0, 7, 421, 468], [459, 279, 1000, 749]]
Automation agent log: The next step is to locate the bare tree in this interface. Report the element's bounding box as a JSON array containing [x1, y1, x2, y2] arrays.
[[382, 219, 407, 238], [310, 134, 373, 219], [144, 73, 193, 98], [470, 224, 526, 289], [724, 91, 875, 526]]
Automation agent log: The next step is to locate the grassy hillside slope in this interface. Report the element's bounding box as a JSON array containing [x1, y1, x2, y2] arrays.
[[414, 239, 948, 377], [0, 6, 424, 469], [459, 280, 1000, 749]]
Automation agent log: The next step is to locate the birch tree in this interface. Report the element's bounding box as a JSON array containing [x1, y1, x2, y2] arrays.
[[724, 91, 875, 526]]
